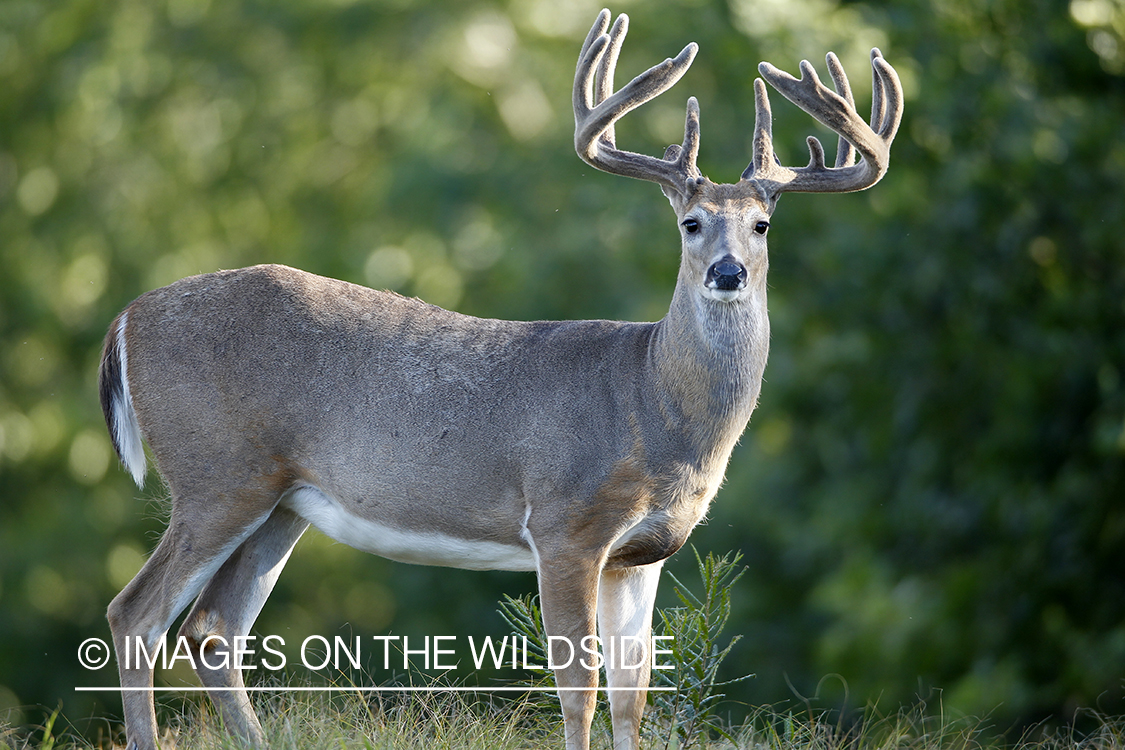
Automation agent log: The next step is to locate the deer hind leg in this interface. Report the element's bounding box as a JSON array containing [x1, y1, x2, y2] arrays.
[[176, 504, 308, 747], [598, 561, 664, 750], [536, 553, 604, 750], [106, 496, 277, 750]]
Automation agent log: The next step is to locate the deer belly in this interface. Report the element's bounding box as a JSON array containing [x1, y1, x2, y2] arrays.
[[282, 485, 537, 572]]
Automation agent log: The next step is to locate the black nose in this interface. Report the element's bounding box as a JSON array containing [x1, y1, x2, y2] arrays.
[[707, 259, 747, 291]]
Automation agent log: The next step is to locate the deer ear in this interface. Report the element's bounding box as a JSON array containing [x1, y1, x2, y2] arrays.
[[661, 183, 682, 211], [661, 175, 705, 212]]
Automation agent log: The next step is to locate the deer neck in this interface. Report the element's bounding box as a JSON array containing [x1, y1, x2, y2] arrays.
[[648, 270, 770, 458]]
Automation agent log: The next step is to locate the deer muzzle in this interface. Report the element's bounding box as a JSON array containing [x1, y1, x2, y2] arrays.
[[706, 258, 747, 292]]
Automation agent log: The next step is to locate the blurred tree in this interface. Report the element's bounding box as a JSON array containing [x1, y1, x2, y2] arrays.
[[0, 0, 1121, 737]]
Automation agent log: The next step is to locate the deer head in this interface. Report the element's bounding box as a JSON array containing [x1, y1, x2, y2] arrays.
[[573, 10, 903, 307]]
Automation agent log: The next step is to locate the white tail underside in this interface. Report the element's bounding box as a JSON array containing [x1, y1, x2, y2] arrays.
[[112, 313, 148, 488]]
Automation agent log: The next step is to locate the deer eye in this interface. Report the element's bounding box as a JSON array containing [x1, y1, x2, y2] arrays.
[[681, 218, 701, 234], [753, 221, 770, 235]]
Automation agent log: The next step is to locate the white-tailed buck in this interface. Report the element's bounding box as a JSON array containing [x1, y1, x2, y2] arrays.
[[99, 9, 901, 750]]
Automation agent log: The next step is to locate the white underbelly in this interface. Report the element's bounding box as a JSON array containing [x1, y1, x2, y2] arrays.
[[282, 485, 537, 572]]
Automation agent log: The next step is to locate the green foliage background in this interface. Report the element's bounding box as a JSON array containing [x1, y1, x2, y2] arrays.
[[1, 0, 1123, 736]]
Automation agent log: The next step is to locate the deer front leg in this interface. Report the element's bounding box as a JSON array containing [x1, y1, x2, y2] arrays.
[[537, 555, 603, 750], [598, 561, 664, 750]]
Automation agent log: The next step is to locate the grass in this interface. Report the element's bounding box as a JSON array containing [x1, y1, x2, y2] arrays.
[[1, 689, 566, 749], [3, 696, 1124, 750], [4, 555, 1123, 749]]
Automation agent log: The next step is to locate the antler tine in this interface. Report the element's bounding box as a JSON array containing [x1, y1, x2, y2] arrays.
[[595, 14, 627, 108], [665, 96, 702, 165], [573, 10, 702, 196], [870, 49, 903, 141], [745, 49, 904, 202], [586, 13, 629, 156], [574, 9, 611, 115], [825, 52, 856, 168], [743, 78, 775, 181]]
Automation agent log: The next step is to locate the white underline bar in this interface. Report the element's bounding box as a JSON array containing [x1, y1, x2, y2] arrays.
[[76, 686, 675, 693]]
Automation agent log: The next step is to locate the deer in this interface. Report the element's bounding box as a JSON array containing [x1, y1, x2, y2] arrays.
[[98, 8, 901, 750]]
